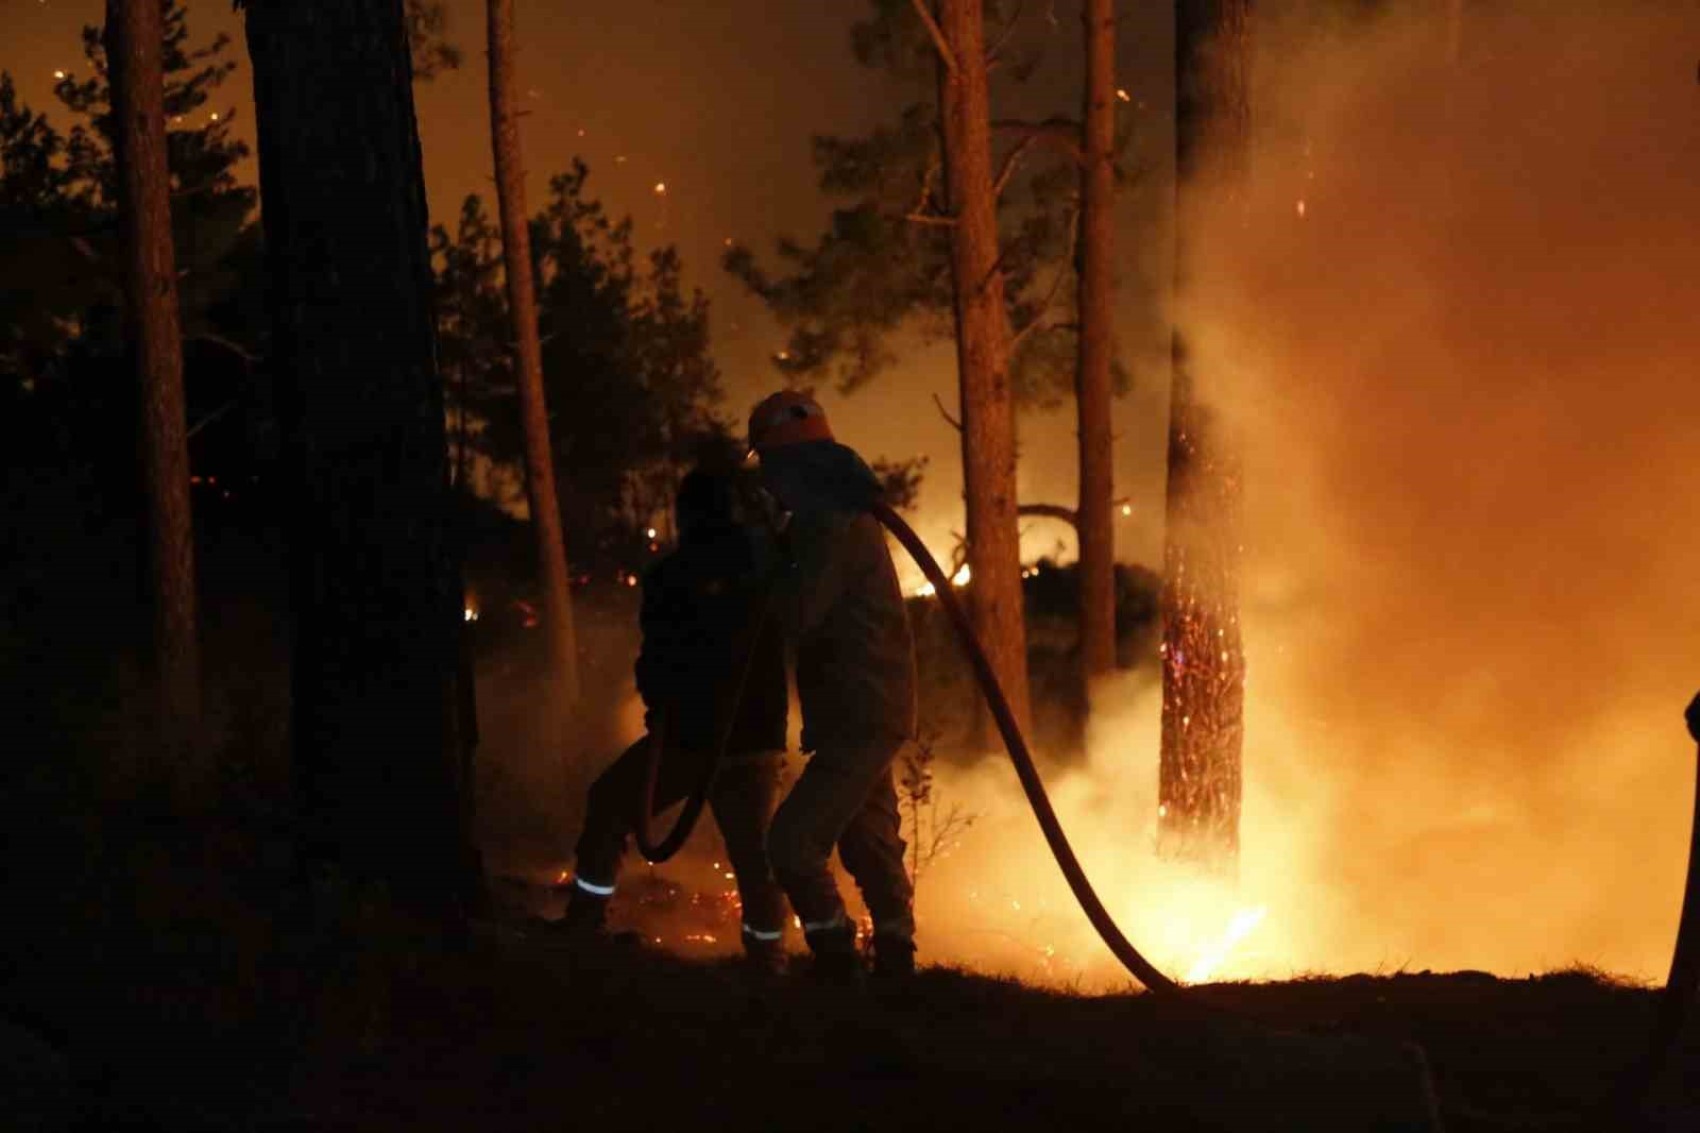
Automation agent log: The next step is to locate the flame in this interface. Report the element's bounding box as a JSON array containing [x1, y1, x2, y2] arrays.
[[913, 561, 972, 598], [1186, 906, 1269, 984]]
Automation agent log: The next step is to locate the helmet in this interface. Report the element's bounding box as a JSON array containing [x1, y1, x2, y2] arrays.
[[747, 389, 833, 451]]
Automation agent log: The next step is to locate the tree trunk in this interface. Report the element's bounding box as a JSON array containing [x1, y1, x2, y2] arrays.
[[1158, 0, 1250, 867], [487, 0, 579, 706], [1074, 0, 1118, 687], [934, 0, 1032, 741], [244, 0, 472, 915], [108, 0, 202, 773]]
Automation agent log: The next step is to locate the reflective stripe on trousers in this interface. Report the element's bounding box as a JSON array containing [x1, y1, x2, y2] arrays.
[[573, 876, 616, 897]]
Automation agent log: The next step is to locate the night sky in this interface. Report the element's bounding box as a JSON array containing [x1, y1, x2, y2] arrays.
[[2, 0, 1178, 567]]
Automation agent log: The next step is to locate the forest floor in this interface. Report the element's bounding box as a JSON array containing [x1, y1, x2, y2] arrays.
[[3, 810, 1697, 1133]]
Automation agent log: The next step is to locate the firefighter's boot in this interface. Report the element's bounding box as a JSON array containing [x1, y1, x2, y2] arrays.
[[543, 883, 612, 946], [871, 934, 916, 980], [803, 923, 863, 984], [741, 929, 788, 977]]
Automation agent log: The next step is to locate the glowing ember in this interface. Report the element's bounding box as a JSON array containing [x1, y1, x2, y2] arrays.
[[463, 606, 479, 622]]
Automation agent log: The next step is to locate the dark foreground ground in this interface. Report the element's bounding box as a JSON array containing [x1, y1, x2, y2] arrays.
[[4, 817, 1697, 1133]]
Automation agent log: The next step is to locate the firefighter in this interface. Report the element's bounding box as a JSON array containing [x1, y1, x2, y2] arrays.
[[746, 390, 918, 980], [557, 463, 791, 972]]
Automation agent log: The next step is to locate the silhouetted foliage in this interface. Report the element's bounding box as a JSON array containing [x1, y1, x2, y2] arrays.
[[431, 164, 730, 579], [724, 0, 1128, 409], [406, 0, 464, 81]]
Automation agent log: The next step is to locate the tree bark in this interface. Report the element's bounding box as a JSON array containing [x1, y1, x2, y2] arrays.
[[935, 0, 1032, 741], [1074, 0, 1118, 687], [244, 0, 471, 914], [1158, 0, 1250, 867], [486, 0, 580, 707], [108, 0, 202, 770]]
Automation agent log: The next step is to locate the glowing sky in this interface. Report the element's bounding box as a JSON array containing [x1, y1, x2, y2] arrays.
[[2, 0, 1180, 570]]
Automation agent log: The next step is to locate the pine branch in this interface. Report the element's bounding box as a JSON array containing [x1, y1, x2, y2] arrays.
[[909, 0, 957, 73], [992, 117, 1085, 166], [932, 391, 962, 432], [993, 134, 1037, 199]]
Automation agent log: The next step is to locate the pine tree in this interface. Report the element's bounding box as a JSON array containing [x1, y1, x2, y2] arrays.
[[931, 0, 1032, 738], [725, 0, 1120, 739], [485, 0, 578, 706], [243, 0, 471, 913], [1157, 0, 1251, 867], [1074, 0, 1119, 686], [431, 169, 729, 579], [55, 0, 256, 329], [0, 77, 86, 383], [108, 0, 201, 771]]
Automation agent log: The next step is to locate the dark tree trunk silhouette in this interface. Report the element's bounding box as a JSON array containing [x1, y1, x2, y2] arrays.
[[244, 0, 472, 913], [1074, 0, 1118, 687], [108, 0, 202, 771], [1158, 0, 1250, 867], [927, 0, 1032, 740], [487, 0, 579, 708]]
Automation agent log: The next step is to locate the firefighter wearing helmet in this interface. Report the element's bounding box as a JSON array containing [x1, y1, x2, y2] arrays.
[[746, 389, 918, 980]]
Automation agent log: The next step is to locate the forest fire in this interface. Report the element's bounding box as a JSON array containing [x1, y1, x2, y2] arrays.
[[7, 0, 1699, 1127]]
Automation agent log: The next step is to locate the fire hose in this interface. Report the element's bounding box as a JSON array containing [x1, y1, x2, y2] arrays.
[[631, 500, 1700, 1105]]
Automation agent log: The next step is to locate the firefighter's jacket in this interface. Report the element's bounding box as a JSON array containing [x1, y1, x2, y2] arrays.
[[635, 524, 787, 755], [757, 442, 919, 753]]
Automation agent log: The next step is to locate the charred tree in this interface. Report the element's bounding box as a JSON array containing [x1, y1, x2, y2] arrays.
[[243, 0, 471, 913], [1157, 0, 1251, 866], [927, 0, 1033, 739], [486, 0, 580, 707], [107, 0, 202, 768], [1074, 0, 1119, 686]]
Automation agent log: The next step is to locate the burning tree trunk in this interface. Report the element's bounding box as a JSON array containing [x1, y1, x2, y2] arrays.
[[486, 0, 580, 706], [244, 0, 472, 913], [924, 0, 1033, 739], [1158, 0, 1251, 866], [107, 0, 202, 769], [1074, 0, 1119, 687]]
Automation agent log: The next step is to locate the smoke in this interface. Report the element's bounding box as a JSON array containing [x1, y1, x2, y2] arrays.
[[912, 0, 1700, 985]]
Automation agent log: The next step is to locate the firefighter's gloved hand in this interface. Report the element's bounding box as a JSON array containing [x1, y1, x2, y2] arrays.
[[1687, 692, 1700, 743]]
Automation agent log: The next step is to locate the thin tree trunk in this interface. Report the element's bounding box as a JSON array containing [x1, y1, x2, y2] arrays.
[[108, 0, 201, 772], [1075, 0, 1118, 686], [934, 0, 1032, 741], [487, 0, 579, 706], [244, 0, 472, 915], [1158, 0, 1250, 867]]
